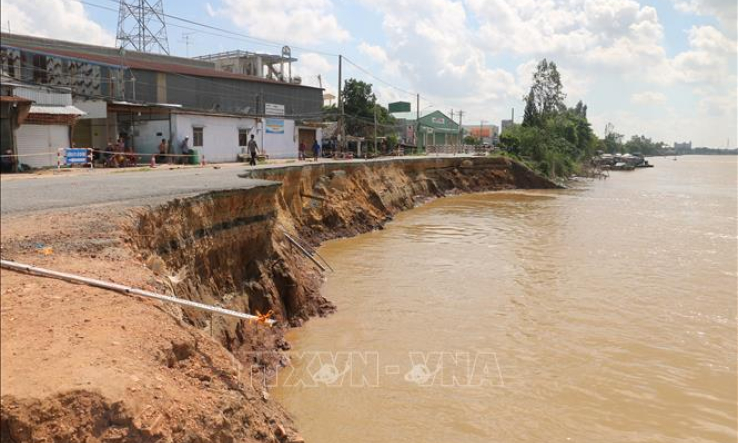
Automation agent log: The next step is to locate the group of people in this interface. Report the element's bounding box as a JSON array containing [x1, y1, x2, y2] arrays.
[[103, 136, 137, 168], [298, 139, 322, 161], [155, 137, 194, 165], [103, 135, 188, 167]]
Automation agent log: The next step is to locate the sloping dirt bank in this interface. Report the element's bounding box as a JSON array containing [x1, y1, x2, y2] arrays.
[[1, 156, 556, 442]]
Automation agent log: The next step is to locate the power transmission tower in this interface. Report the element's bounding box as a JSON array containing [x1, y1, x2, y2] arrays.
[[116, 0, 170, 54]]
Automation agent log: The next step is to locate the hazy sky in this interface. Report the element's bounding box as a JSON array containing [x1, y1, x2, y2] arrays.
[[2, 0, 736, 147]]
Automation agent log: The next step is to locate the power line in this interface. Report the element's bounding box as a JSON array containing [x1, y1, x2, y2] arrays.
[[342, 56, 415, 98], [54, 0, 431, 112], [37, 0, 488, 127], [72, 0, 339, 57]]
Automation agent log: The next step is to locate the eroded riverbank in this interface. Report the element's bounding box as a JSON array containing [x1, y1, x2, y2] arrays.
[[1, 156, 557, 442]]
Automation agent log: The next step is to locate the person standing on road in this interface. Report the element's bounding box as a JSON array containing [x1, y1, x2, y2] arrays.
[[157, 138, 168, 164], [312, 139, 320, 162], [248, 134, 258, 166], [298, 141, 306, 160], [179, 136, 191, 165]]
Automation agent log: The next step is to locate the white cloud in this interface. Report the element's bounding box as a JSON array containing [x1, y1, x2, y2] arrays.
[[212, 0, 350, 45], [358, 42, 401, 76], [205, 2, 217, 17], [631, 91, 667, 105], [292, 52, 334, 89], [359, 0, 734, 144], [359, 0, 520, 122], [672, 0, 737, 35], [671, 26, 737, 85], [1, 0, 114, 46]]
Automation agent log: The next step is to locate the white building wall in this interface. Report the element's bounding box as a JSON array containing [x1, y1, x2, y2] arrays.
[[136, 113, 311, 162], [172, 113, 257, 163], [132, 119, 170, 157], [260, 118, 297, 159]]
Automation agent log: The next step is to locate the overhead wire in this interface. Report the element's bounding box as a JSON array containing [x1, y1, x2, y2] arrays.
[[72, 0, 339, 57], [66, 0, 427, 106], [6, 0, 480, 126]]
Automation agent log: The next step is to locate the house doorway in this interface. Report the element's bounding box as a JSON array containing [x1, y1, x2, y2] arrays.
[[298, 128, 317, 151]]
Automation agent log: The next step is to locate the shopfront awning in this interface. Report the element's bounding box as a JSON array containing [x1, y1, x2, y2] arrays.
[[29, 104, 86, 116]]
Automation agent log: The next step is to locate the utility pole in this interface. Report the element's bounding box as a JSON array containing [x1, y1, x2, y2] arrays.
[[337, 55, 344, 154], [458, 110, 464, 146], [416, 94, 420, 153], [511, 108, 514, 123], [180, 32, 196, 57], [480, 119, 486, 146], [373, 103, 377, 158], [449, 109, 454, 121]]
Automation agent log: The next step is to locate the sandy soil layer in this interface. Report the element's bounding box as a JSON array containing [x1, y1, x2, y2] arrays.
[[1, 210, 303, 443]]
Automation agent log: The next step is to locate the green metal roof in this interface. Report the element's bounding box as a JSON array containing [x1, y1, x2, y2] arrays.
[[418, 110, 459, 130]]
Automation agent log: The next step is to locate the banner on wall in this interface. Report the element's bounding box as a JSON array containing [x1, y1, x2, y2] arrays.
[[265, 103, 285, 116], [265, 118, 285, 134]]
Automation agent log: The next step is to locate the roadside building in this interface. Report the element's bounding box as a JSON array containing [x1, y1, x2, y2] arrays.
[[1, 79, 31, 168], [416, 110, 460, 150], [463, 124, 498, 145], [0, 32, 323, 162], [393, 118, 417, 146], [1, 76, 85, 168]]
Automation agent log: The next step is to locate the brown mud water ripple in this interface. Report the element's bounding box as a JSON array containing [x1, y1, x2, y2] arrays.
[[1, 156, 557, 443]]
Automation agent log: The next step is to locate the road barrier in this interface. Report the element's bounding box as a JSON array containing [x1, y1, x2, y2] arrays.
[[58, 147, 93, 169]]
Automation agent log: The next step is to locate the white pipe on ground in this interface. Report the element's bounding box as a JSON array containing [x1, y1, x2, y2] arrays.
[[0, 259, 276, 326]]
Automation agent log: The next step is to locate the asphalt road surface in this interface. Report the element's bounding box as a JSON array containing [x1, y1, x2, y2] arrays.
[[0, 165, 275, 216]]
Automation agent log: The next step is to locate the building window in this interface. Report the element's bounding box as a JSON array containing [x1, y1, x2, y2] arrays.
[[193, 127, 204, 147], [238, 129, 250, 147]]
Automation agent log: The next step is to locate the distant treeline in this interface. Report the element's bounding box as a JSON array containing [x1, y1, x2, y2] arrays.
[[668, 147, 738, 156], [497, 59, 736, 178]]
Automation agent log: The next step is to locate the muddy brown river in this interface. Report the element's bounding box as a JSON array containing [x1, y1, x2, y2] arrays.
[[273, 155, 737, 442]]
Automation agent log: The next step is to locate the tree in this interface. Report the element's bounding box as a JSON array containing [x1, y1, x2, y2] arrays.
[[623, 134, 666, 155], [464, 135, 480, 145], [573, 100, 587, 118], [501, 59, 597, 178], [341, 78, 395, 137], [522, 90, 539, 127], [322, 104, 338, 121], [603, 123, 624, 154], [523, 59, 566, 126]]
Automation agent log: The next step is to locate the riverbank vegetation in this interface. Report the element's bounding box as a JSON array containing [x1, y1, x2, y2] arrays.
[[498, 59, 735, 178], [498, 59, 597, 178]]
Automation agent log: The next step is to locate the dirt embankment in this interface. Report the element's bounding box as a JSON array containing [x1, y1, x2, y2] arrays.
[[1, 156, 556, 443]]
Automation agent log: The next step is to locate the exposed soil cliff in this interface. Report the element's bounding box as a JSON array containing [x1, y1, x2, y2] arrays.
[[129, 156, 556, 347], [1, 156, 556, 443]]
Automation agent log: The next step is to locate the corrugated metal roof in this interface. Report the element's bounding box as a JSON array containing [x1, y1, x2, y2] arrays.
[[4, 42, 321, 90], [29, 105, 86, 116]]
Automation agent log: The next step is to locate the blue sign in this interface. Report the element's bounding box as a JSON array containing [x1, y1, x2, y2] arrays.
[[65, 148, 89, 165], [265, 118, 285, 134]]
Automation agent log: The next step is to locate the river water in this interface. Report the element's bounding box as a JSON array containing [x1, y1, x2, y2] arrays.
[[273, 156, 737, 443]]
